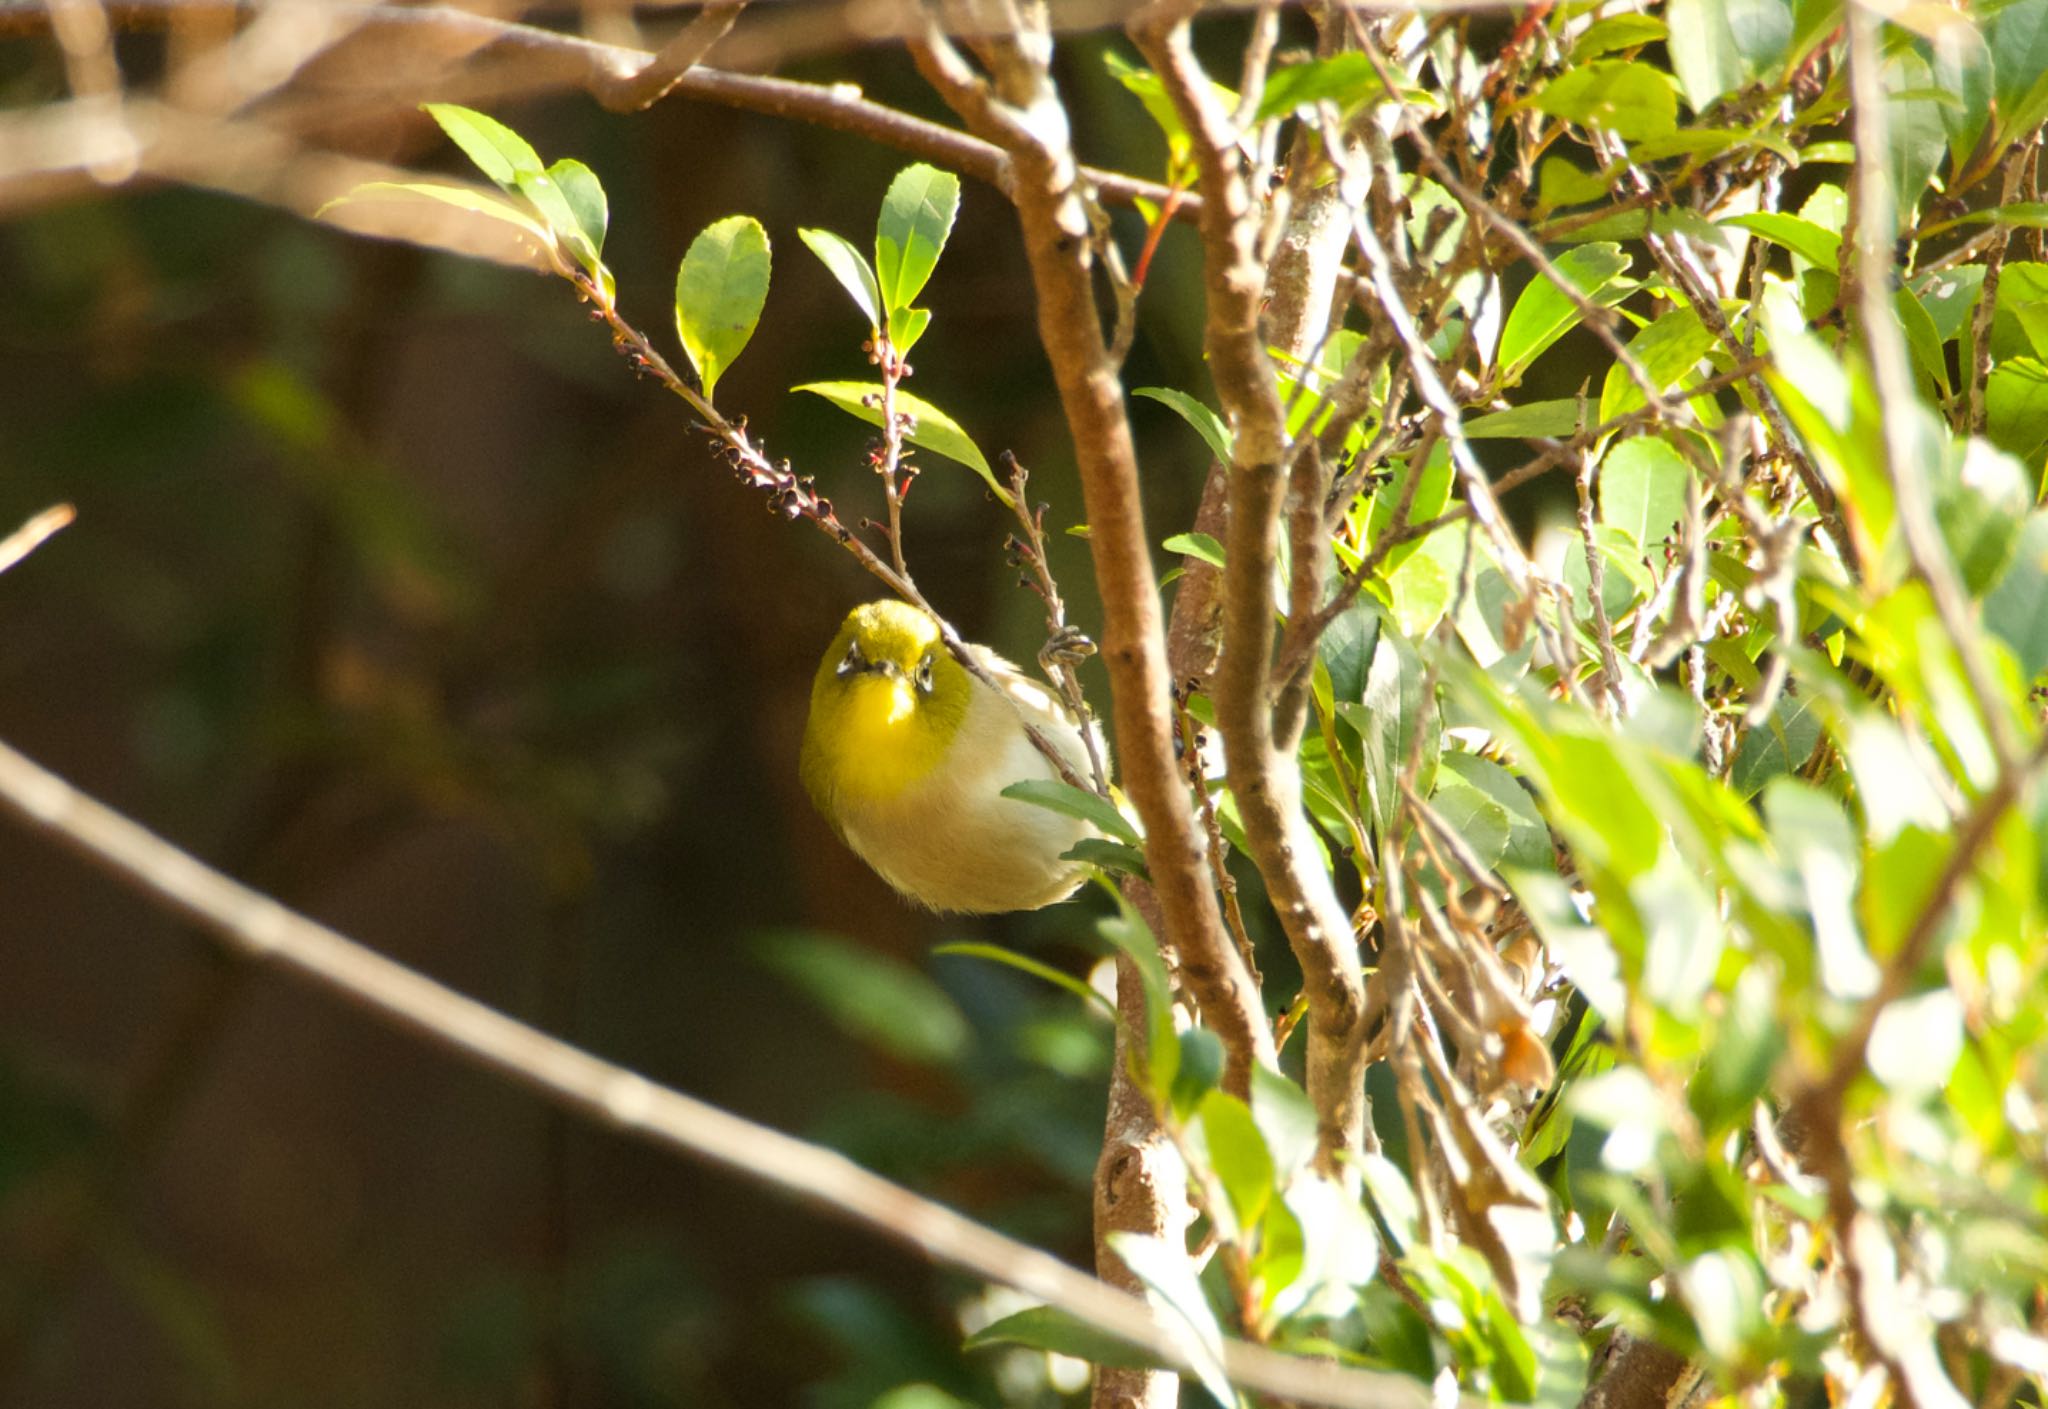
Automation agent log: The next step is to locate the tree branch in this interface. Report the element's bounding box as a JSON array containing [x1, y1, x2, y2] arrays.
[[0, 1, 1197, 222], [0, 732, 1460, 1409], [908, 18, 1274, 1096], [1128, 7, 1369, 1177]]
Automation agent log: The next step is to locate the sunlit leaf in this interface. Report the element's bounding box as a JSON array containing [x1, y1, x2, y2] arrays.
[[1134, 386, 1233, 463], [875, 164, 959, 355], [674, 215, 770, 400], [423, 103, 542, 188], [798, 227, 882, 332], [793, 381, 1003, 495]]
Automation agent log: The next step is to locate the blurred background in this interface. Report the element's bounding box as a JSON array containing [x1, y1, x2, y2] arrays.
[[0, 8, 1250, 1406]]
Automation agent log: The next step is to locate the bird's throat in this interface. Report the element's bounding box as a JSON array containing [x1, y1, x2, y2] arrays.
[[830, 677, 950, 800]]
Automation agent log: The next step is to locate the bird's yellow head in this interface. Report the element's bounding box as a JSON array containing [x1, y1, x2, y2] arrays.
[[801, 600, 972, 807]]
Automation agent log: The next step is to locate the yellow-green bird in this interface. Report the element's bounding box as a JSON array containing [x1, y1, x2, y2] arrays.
[[800, 600, 1105, 913]]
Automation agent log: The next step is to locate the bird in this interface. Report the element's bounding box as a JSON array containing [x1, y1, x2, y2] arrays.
[[800, 599, 1106, 913]]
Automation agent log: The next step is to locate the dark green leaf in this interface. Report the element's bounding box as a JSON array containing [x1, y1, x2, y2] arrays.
[[753, 930, 969, 1065], [1498, 243, 1633, 381], [1134, 386, 1233, 463], [964, 1305, 1161, 1369], [1002, 778, 1140, 845]]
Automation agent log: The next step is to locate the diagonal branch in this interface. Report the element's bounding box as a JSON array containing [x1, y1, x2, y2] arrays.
[[0, 734, 1453, 1409], [0, 0, 1197, 222]]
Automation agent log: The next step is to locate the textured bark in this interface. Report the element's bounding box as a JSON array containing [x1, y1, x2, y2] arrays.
[[1131, 13, 1370, 1175], [1091, 954, 1189, 1409]]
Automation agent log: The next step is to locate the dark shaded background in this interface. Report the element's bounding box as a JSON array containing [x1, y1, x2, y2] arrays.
[[0, 19, 1265, 1408]]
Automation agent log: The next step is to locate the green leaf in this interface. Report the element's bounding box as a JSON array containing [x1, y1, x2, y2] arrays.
[[1197, 1091, 1275, 1233], [1105, 1233, 1235, 1409], [1002, 779, 1140, 846], [1063, 836, 1150, 879], [753, 930, 969, 1065], [1171, 1029, 1225, 1118], [1095, 888, 1180, 1107], [674, 215, 770, 401], [1664, 0, 1793, 110], [1571, 14, 1668, 61], [933, 942, 1116, 1018], [1599, 307, 1716, 424], [1599, 436, 1690, 553], [423, 103, 542, 188], [875, 164, 960, 355], [546, 158, 607, 262], [317, 181, 550, 245], [517, 162, 603, 272], [1987, 357, 2048, 466], [1254, 52, 1378, 121], [1320, 598, 1384, 705], [1884, 48, 1949, 218], [1730, 692, 1824, 798], [1689, 960, 1783, 1133], [1440, 752, 1551, 872], [793, 382, 1001, 494], [1134, 386, 1233, 463], [1532, 62, 1678, 141], [964, 1305, 1161, 1370], [1985, 510, 2048, 680], [1986, 0, 2048, 142], [1163, 532, 1225, 568], [1538, 156, 1615, 210], [1336, 613, 1439, 841], [1465, 398, 1585, 439], [1723, 212, 1840, 270], [797, 227, 882, 332], [1498, 244, 1633, 382], [1248, 1066, 1319, 1179]]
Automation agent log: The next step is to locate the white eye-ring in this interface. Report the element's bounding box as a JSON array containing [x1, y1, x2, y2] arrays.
[[838, 640, 866, 677], [914, 654, 935, 693]]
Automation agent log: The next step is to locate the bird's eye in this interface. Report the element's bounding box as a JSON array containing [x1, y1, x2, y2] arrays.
[[914, 654, 935, 693], [838, 640, 865, 677]]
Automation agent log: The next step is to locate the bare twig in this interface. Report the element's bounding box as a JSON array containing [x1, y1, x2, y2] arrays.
[[593, 0, 744, 111], [0, 504, 76, 577]]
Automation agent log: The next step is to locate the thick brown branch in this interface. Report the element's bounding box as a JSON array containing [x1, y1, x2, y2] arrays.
[[908, 26, 1273, 1094], [1129, 9, 1368, 1175]]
